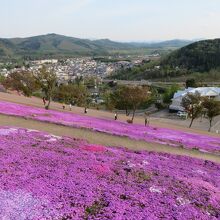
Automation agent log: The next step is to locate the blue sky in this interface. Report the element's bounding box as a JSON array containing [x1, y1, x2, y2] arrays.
[[1, 0, 220, 41]]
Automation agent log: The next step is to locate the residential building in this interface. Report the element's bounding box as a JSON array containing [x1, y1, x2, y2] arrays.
[[169, 87, 220, 112]]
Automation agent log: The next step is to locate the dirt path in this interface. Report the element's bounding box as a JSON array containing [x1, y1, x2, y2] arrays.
[[0, 92, 219, 137], [0, 114, 219, 163]]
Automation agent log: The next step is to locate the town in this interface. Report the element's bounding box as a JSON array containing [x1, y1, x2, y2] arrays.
[[0, 56, 151, 84]]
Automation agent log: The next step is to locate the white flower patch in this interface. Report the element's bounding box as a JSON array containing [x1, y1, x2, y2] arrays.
[[159, 156, 169, 160], [44, 134, 62, 142], [0, 128, 18, 136], [0, 190, 60, 219], [138, 160, 149, 168], [26, 129, 39, 133], [199, 149, 209, 153], [149, 186, 162, 193], [176, 197, 191, 206], [193, 169, 207, 175], [206, 211, 211, 216], [127, 160, 136, 168], [142, 160, 149, 165]]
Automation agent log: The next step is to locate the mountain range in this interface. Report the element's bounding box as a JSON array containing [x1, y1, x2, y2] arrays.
[[0, 34, 194, 61]]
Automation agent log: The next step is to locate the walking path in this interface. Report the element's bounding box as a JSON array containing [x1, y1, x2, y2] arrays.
[[0, 92, 219, 137], [0, 114, 219, 163]]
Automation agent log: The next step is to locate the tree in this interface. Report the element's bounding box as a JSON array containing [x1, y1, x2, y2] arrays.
[[54, 83, 91, 111], [110, 86, 150, 122], [181, 92, 203, 128], [186, 78, 197, 88], [0, 75, 5, 83], [84, 76, 97, 89], [103, 90, 115, 111], [72, 84, 91, 110], [127, 86, 150, 123], [110, 86, 132, 115], [163, 84, 180, 104], [3, 67, 57, 110], [54, 84, 74, 104], [2, 70, 39, 97], [202, 98, 220, 132], [33, 67, 57, 109]]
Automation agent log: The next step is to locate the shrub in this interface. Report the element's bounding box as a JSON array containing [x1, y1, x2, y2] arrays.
[[127, 119, 133, 124]]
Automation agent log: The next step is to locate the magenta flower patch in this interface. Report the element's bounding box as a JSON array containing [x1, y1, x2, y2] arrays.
[[0, 127, 219, 219], [0, 101, 220, 154]]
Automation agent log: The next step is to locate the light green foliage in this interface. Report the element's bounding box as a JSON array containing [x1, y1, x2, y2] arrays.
[[34, 67, 57, 109], [2, 70, 39, 97], [163, 84, 180, 104], [109, 85, 150, 122], [203, 98, 220, 131], [55, 83, 90, 108], [181, 92, 203, 128]]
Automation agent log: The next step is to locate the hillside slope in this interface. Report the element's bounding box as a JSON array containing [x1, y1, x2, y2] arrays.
[[0, 34, 113, 60], [109, 39, 220, 81], [162, 39, 220, 72]]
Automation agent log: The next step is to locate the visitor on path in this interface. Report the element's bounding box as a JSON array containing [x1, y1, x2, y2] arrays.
[[69, 104, 72, 111], [42, 97, 46, 106], [62, 104, 65, 110], [84, 107, 88, 114], [144, 112, 150, 126], [114, 113, 118, 120], [145, 118, 148, 127]]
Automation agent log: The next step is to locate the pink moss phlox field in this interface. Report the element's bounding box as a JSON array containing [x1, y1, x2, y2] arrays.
[[0, 100, 220, 154], [0, 127, 220, 219]]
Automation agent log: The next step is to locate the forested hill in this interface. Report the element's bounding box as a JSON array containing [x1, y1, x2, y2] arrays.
[[0, 34, 193, 61], [109, 39, 220, 81], [161, 39, 220, 72], [0, 34, 132, 61]]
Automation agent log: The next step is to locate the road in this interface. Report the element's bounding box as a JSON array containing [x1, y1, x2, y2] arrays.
[[103, 79, 220, 87]]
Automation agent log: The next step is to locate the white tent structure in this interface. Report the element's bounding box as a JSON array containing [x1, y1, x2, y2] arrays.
[[169, 87, 220, 112]]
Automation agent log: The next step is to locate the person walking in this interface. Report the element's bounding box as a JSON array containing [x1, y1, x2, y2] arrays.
[[145, 118, 148, 127], [84, 107, 88, 114], [144, 112, 150, 126], [69, 103, 72, 111], [114, 112, 118, 120], [42, 97, 46, 106], [62, 103, 65, 110]]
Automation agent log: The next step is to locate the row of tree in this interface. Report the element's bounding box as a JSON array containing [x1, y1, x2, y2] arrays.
[[3, 67, 57, 109], [182, 92, 220, 131], [2, 67, 91, 110], [2, 67, 151, 123]]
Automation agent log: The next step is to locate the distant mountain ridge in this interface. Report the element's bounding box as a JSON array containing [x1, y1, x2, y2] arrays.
[[0, 34, 194, 61], [129, 39, 194, 48]]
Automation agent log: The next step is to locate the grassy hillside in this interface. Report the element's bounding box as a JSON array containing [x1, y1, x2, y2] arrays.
[[0, 34, 192, 61]]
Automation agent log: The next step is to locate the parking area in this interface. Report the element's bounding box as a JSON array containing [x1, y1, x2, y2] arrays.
[[150, 109, 220, 133]]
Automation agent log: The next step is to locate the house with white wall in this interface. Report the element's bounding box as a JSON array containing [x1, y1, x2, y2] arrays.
[[169, 87, 220, 112]]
